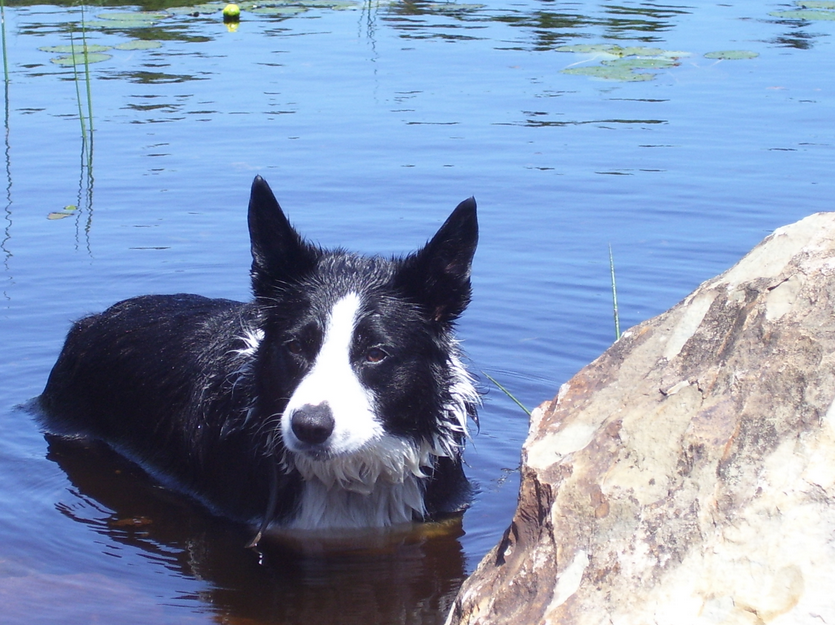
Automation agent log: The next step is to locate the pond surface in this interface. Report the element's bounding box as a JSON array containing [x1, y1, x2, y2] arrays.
[[0, 0, 833, 622]]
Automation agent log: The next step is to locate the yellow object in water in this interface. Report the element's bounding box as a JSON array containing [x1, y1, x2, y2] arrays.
[[222, 3, 241, 21]]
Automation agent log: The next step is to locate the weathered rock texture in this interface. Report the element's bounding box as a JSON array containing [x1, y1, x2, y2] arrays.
[[449, 213, 835, 625]]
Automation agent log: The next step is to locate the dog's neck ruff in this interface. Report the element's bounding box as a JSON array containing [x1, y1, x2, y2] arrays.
[[285, 435, 434, 529]]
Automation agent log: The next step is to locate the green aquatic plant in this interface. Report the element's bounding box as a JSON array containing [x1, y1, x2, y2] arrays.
[[47, 204, 80, 220], [557, 44, 690, 82], [483, 371, 531, 417], [562, 65, 657, 82], [609, 244, 620, 341], [1, 0, 8, 90], [770, 0, 835, 20], [704, 50, 759, 60], [83, 11, 169, 30], [114, 40, 163, 51], [41, 41, 162, 62], [51, 50, 112, 65], [53, 2, 96, 241]]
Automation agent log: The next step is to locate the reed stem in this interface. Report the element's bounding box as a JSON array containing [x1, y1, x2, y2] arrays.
[[609, 244, 621, 341]]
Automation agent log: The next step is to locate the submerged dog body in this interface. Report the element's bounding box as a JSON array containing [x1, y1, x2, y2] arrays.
[[39, 176, 479, 532]]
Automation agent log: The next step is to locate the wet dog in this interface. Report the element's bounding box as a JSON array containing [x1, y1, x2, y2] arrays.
[[38, 176, 478, 540]]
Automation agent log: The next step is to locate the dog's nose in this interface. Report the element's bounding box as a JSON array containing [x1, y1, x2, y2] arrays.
[[290, 403, 335, 446]]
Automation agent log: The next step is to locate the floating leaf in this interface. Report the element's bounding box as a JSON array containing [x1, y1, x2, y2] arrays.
[[39, 44, 111, 54], [769, 9, 835, 20], [660, 50, 691, 59], [249, 5, 309, 15], [51, 52, 112, 66], [47, 205, 78, 220], [704, 50, 759, 60], [615, 46, 666, 57], [562, 65, 656, 82], [85, 11, 169, 29], [114, 40, 163, 51], [166, 3, 225, 15], [799, 0, 835, 7], [557, 43, 688, 81], [96, 11, 169, 23], [602, 57, 678, 70], [555, 44, 665, 58], [273, 0, 358, 7], [556, 43, 616, 55], [421, 2, 485, 12]]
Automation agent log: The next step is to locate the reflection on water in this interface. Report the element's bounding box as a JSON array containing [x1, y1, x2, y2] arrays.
[[46, 435, 466, 625]]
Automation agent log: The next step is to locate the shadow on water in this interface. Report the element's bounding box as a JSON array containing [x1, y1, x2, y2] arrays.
[[45, 435, 468, 625]]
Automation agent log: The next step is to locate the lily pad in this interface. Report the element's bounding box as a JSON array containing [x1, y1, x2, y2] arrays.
[[51, 52, 112, 66], [96, 11, 169, 23], [555, 44, 666, 58], [85, 11, 169, 29], [557, 44, 688, 81], [39, 44, 111, 54], [660, 50, 691, 59], [704, 50, 759, 60], [277, 0, 359, 7], [769, 9, 835, 20], [602, 57, 678, 70], [166, 3, 226, 15], [47, 205, 79, 220], [421, 2, 485, 13], [114, 40, 163, 51], [249, 5, 309, 15], [562, 65, 656, 82]]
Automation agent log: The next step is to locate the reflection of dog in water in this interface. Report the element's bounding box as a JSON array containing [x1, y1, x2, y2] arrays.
[[45, 434, 468, 625], [38, 176, 479, 542]]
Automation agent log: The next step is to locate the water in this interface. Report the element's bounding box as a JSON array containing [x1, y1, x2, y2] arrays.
[[0, 0, 832, 622]]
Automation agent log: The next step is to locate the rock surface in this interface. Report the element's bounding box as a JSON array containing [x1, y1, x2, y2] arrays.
[[449, 213, 835, 625]]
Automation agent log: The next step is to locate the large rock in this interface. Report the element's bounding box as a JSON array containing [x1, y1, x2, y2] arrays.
[[449, 213, 835, 624]]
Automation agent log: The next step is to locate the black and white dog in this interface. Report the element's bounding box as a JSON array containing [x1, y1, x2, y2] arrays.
[[38, 176, 479, 540]]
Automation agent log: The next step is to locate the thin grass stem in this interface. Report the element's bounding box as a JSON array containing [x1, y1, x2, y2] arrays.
[[79, 2, 93, 145], [1, 0, 9, 90], [68, 28, 88, 154], [483, 371, 531, 417], [609, 243, 621, 341]]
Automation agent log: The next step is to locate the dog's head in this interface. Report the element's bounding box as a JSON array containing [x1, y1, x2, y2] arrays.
[[245, 176, 478, 492]]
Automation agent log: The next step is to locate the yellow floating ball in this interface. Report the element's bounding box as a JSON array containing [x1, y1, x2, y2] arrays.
[[222, 3, 241, 21]]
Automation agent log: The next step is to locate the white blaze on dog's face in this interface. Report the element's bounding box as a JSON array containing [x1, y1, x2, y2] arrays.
[[281, 292, 382, 457]]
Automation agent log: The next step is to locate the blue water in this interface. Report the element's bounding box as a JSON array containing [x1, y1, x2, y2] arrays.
[[1, 0, 833, 622]]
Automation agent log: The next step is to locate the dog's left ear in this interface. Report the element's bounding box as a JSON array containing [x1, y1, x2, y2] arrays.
[[248, 175, 318, 298], [397, 198, 478, 324]]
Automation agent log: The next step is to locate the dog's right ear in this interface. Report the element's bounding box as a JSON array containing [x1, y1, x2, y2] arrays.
[[248, 176, 317, 298]]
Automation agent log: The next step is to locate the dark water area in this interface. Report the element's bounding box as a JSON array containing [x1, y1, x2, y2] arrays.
[[1, 0, 833, 622]]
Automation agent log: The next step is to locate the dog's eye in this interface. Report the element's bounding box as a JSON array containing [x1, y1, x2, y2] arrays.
[[364, 347, 389, 364], [285, 339, 304, 356]]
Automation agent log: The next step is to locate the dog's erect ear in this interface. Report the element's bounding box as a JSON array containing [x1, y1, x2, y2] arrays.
[[396, 197, 478, 324], [248, 176, 317, 298]]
